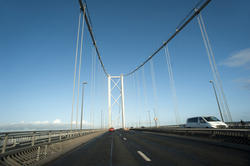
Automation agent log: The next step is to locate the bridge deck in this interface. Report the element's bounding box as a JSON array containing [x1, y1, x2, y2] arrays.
[[46, 129, 250, 166]]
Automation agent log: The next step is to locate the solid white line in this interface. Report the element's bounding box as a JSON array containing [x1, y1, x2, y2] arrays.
[[137, 151, 151, 162]]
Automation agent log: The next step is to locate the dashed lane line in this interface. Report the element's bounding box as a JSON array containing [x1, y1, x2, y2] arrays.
[[137, 151, 151, 162]]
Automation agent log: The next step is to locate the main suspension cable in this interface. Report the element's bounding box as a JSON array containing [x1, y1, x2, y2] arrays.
[[124, 0, 211, 77], [176, 0, 204, 30], [79, 0, 108, 77]]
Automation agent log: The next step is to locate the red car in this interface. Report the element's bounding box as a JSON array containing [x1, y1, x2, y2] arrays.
[[109, 127, 115, 132]]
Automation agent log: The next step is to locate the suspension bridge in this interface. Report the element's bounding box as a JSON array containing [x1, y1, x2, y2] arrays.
[[1, 0, 250, 165], [69, 0, 232, 130]]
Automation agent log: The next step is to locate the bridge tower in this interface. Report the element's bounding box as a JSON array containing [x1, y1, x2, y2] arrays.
[[108, 74, 126, 129]]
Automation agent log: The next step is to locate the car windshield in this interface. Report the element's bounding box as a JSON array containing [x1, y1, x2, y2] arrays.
[[204, 116, 220, 122]]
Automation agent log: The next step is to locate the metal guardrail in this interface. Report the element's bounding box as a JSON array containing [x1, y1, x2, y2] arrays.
[[227, 121, 250, 129], [134, 127, 250, 145], [0, 129, 98, 155]]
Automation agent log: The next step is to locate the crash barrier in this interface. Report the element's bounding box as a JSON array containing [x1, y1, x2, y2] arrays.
[[0, 129, 98, 154], [134, 127, 250, 145], [0, 129, 104, 165], [227, 121, 250, 129]]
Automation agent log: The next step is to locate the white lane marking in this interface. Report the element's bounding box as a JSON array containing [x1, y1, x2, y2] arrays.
[[123, 137, 127, 141], [137, 151, 151, 162]]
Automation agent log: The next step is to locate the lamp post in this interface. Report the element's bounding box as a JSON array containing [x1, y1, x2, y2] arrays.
[[101, 110, 103, 129], [153, 109, 158, 128], [209, 80, 224, 122], [148, 110, 151, 127], [80, 82, 87, 130]]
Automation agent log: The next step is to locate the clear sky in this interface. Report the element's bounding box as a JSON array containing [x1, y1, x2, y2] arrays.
[[0, 0, 250, 130]]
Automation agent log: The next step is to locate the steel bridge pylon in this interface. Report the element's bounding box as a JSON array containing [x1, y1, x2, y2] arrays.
[[108, 74, 126, 129]]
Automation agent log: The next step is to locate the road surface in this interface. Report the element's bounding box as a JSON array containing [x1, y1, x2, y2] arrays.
[[46, 129, 250, 166]]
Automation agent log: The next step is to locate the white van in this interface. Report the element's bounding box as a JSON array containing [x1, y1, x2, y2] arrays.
[[186, 116, 228, 128]]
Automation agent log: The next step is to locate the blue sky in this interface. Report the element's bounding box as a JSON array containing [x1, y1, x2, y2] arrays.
[[0, 0, 250, 129]]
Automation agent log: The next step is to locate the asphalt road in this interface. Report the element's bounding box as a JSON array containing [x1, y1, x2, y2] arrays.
[[46, 129, 250, 166]]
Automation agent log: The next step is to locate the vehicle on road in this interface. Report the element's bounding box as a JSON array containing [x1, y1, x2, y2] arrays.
[[186, 116, 228, 128], [123, 128, 130, 131], [109, 127, 115, 132]]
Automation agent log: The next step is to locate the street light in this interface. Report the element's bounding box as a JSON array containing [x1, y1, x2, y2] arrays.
[[80, 82, 87, 130], [148, 110, 151, 127], [209, 80, 224, 122], [101, 110, 103, 129], [153, 108, 158, 128]]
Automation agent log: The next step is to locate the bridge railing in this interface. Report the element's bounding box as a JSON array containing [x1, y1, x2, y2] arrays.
[[0, 129, 98, 154], [226, 121, 250, 129], [134, 127, 250, 144]]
